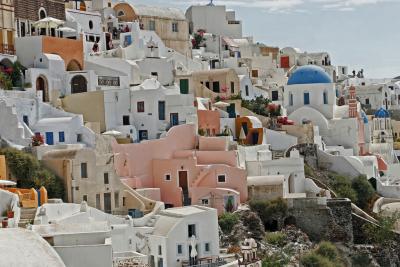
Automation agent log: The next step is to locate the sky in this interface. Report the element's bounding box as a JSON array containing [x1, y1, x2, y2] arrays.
[[126, 0, 400, 78]]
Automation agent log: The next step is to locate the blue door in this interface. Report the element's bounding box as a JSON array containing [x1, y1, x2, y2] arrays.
[[45, 132, 54, 145], [170, 113, 179, 127], [158, 101, 165, 120]]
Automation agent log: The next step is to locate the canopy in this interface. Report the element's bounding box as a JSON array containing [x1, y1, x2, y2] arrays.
[[102, 130, 123, 137], [33, 17, 64, 29], [57, 27, 76, 33]]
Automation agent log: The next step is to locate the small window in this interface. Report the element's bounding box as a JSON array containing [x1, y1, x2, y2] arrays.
[[23, 115, 29, 126], [151, 72, 158, 77], [89, 20, 93, 30], [188, 224, 196, 237], [230, 82, 235, 94], [59, 131, 65, 143], [205, 243, 210, 252], [149, 20, 156, 31], [365, 98, 370, 105], [114, 191, 119, 208], [289, 93, 294, 106], [123, 115, 130, 125], [122, 197, 126, 206], [83, 195, 88, 202], [104, 173, 109, 184], [304, 92, 310, 105], [212, 81, 220, 93], [217, 174, 226, 183], [245, 85, 249, 96], [81, 163, 88, 178], [177, 244, 183, 255], [77, 134, 82, 142], [137, 101, 145, 112], [323, 91, 328, 104], [172, 22, 178, 32], [158, 245, 162, 255], [201, 199, 209, 205], [205, 81, 210, 89], [271, 90, 279, 101], [165, 174, 171, 181]]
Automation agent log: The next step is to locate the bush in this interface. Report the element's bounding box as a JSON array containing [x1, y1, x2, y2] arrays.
[[300, 252, 335, 267], [265, 232, 287, 247], [219, 212, 239, 234], [315, 241, 338, 261], [0, 148, 65, 199], [351, 252, 371, 267], [330, 174, 357, 203], [351, 175, 375, 209], [250, 198, 288, 227], [363, 213, 399, 246], [262, 252, 290, 267]]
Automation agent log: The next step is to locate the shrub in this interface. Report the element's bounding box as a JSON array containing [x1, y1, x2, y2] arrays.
[[265, 232, 287, 247], [250, 198, 288, 227], [330, 174, 357, 203], [351, 252, 371, 267], [262, 252, 290, 267], [315, 241, 338, 262], [351, 175, 375, 209], [0, 148, 65, 199], [363, 213, 399, 246], [300, 252, 335, 267], [219, 212, 239, 234]]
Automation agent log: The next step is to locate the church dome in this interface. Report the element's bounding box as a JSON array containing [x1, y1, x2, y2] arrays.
[[375, 107, 390, 118], [287, 65, 332, 85]]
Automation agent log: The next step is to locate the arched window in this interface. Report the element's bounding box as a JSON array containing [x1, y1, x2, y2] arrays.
[[117, 10, 125, 17], [289, 92, 293, 106], [323, 91, 328, 104], [304, 92, 310, 105], [89, 20, 93, 30], [39, 8, 47, 19]]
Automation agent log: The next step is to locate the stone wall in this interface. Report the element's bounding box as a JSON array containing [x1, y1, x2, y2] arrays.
[[15, 0, 65, 21], [286, 198, 353, 243]]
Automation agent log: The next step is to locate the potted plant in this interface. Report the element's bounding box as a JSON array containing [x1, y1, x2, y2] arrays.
[[2, 218, 8, 228], [7, 210, 14, 219]]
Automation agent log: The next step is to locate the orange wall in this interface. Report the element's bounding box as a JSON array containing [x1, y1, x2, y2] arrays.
[[0, 155, 6, 180], [198, 110, 220, 135], [42, 36, 84, 70]]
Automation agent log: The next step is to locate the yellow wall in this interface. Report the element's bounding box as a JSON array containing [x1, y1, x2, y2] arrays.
[[0, 155, 6, 180], [62, 91, 106, 132]]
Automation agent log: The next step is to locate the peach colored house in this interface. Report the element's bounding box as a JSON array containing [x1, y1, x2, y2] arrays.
[[112, 124, 247, 214]]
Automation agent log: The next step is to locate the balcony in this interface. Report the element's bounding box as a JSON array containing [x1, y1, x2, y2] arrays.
[[0, 44, 15, 55]]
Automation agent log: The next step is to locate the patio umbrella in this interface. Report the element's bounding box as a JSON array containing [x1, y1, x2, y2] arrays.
[[190, 235, 197, 258], [0, 180, 16, 187], [33, 17, 64, 29], [213, 101, 230, 108]]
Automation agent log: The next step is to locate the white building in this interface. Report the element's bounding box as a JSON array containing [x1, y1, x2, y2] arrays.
[[186, 3, 242, 38]]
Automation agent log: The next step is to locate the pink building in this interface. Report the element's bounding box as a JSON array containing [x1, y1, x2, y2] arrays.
[[112, 124, 247, 214]]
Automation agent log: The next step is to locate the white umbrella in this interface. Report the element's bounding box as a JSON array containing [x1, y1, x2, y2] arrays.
[[33, 17, 64, 28], [57, 26, 76, 33], [190, 235, 197, 258], [0, 180, 16, 187], [103, 130, 123, 137], [213, 101, 230, 108], [239, 126, 247, 140]]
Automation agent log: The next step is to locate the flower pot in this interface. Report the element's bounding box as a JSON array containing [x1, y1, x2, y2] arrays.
[[2, 219, 8, 228], [7, 210, 14, 219]]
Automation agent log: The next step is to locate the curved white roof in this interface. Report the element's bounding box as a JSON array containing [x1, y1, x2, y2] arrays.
[[0, 228, 65, 267], [133, 5, 186, 20]]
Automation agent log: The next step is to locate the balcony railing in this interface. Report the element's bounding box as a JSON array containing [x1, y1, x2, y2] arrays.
[[0, 44, 15, 55]]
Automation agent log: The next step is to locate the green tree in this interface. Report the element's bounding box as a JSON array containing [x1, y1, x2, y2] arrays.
[[330, 174, 357, 203], [0, 148, 65, 199], [10, 61, 24, 87], [218, 212, 239, 234], [351, 175, 375, 209]]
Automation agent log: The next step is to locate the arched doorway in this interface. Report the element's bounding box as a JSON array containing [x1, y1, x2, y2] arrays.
[[36, 76, 49, 102], [67, 60, 82, 71], [71, 75, 87, 94]]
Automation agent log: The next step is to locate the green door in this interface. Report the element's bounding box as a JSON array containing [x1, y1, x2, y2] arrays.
[[180, 79, 189, 94]]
